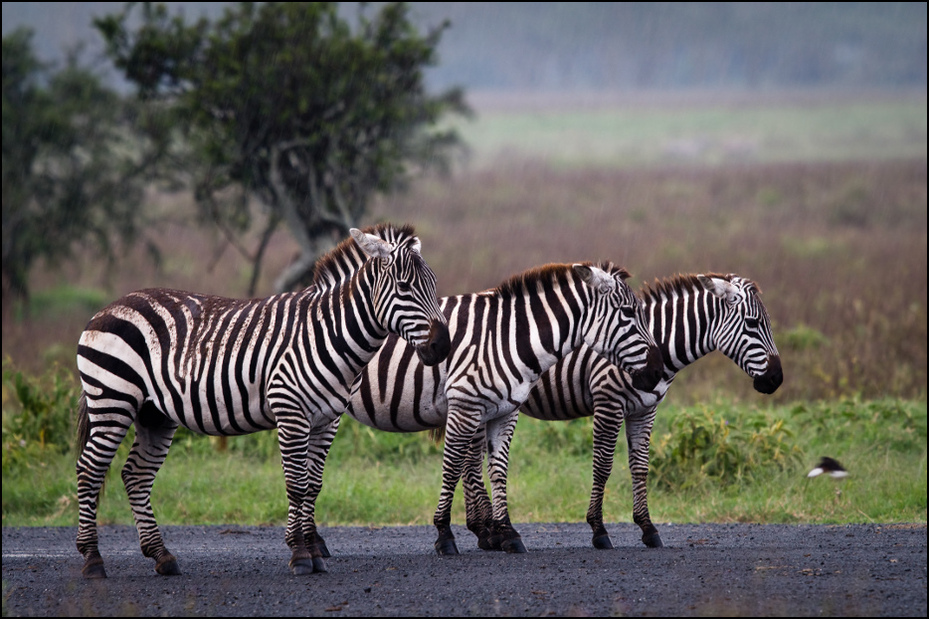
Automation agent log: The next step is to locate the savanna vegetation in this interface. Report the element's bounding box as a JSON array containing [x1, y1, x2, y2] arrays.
[[3, 92, 926, 529]]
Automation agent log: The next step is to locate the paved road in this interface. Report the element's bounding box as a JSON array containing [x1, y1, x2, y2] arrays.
[[3, 522, 926, 616]]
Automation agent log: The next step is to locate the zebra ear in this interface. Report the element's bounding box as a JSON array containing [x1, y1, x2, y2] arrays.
[[574, 264, 616, 294], [697, 274, 738, 303], [351, 228, 394, 260]]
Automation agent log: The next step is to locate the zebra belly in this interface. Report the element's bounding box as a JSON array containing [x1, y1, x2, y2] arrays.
[[353, 387, 448, 432], [148, 385, 274, 436]]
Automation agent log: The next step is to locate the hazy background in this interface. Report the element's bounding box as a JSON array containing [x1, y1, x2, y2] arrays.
[[3, 2, 927, 94]]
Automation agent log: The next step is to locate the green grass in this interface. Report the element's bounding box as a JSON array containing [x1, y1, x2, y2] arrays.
[[456, 96, 928, 168], [3, 369, 925, 528]]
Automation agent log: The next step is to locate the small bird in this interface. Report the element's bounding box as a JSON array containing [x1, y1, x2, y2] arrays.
[[807, 457, 848, 479]]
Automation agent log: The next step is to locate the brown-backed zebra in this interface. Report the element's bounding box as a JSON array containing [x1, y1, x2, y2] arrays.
[[74, 223, 450, 578], [343, 262, 664, 555], [463, 273, 783, 551]]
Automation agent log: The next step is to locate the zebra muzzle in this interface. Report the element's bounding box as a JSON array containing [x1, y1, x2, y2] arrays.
[[630, 346, 664, 391], [416, 319, 451, 366], [753, 354, 783, 394]]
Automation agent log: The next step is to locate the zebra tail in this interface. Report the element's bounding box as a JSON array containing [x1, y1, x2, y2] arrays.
[[76, 392, 90, 460], [428, 426, 446, 445]]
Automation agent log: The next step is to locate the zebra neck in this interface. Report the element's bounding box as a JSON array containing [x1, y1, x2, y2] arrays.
[[310, 269, 389, 372], [650, 287, 721, 373], [516, 280, 589, 375]]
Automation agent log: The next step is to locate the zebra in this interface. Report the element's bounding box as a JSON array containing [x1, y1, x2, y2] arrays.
[[461, 273, 783, 551], [74, 223, 451, 578], [343, 261, 665, 555]]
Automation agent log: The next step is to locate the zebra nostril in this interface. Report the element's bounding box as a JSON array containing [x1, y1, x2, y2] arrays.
[[753, 355, 783, 394], [417, 320, 451, 366]]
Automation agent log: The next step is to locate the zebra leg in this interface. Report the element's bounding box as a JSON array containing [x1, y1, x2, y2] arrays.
[[76, 413, 132, 579], [484, 412, 525, 553], [433, 407, 482, 556], [276, 413, 326, 574], [121, 404, 180, 575], [461, 425, 495, 550], [626, 408, 662, 548], [302, 416, 342, 561], [586, 405, 624, 550]]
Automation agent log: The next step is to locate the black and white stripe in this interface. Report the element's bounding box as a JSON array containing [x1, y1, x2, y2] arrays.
[[74, 223, 450, 578], [344, 262, 664, 554], [465, 273, 783, 550]]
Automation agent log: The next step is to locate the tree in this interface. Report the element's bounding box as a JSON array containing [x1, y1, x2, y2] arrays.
[[2, 28, 165, 306], [95, 2, 471, 294]]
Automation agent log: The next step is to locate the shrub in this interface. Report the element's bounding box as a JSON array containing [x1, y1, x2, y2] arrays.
[[2, 358, 80, 472], [649, 404, 803, 491]]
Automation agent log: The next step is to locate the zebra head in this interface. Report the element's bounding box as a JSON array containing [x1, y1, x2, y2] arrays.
[[351, 226, 451, 366], [697, 274, 783, 394], [574, 263, 664, 391]]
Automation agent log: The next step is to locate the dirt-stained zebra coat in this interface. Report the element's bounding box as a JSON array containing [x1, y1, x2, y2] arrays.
[[343, 262, 665, 555], [463, 273, 783, 551], [74, 223, 450, 578]]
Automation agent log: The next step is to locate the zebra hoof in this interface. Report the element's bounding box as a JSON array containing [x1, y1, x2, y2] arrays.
[[642, 531, 664, 548], [435, 538, 459, 556], [82, 555, 107, 579], [291, 557, 326, 575], [313, 541, 331, 559], [501, 538, 527, 554], [155, 555, 181, 576], [291, 558, 315, 575], [592, 534, 614, 550], [478, 535, 502, 551], [313, 533, 331, 558]]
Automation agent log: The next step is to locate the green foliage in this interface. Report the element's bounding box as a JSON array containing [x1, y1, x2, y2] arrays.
[[1, 28, 163, 304], [95, 1, 471, 293], [512, 415, 594, 459], [22, 286, 109, 321], [789, 397, 927, 453], [333, 417, 445, 464], [779, 324, 830, 352], [1, 359, 79, 473], [649, 404, 804, 491]]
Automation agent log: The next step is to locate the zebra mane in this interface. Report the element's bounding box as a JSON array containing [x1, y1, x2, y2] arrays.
[[638, 272, 761, 303], [494, 261, 630, 298], [312, 222, 420, 290]]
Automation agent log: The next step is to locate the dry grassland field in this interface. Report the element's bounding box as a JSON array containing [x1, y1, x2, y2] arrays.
[[5, 92, 926, 404]]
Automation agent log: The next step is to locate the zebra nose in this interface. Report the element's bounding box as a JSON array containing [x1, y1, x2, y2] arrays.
[[417, 319, 451, 366], [753, 354, 783, 394]]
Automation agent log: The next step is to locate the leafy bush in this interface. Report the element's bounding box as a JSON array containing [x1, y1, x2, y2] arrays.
[[649, 404, 803, 491], [2, 358, 79, 472]]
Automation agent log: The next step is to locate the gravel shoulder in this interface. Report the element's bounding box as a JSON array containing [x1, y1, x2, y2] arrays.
[[3, 522, 926, 616]]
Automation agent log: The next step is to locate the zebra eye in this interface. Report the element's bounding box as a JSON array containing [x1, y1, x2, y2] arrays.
[[620, 306, 636, 318], [745, 317, 760, 329], [397, 281, 412, 293]]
